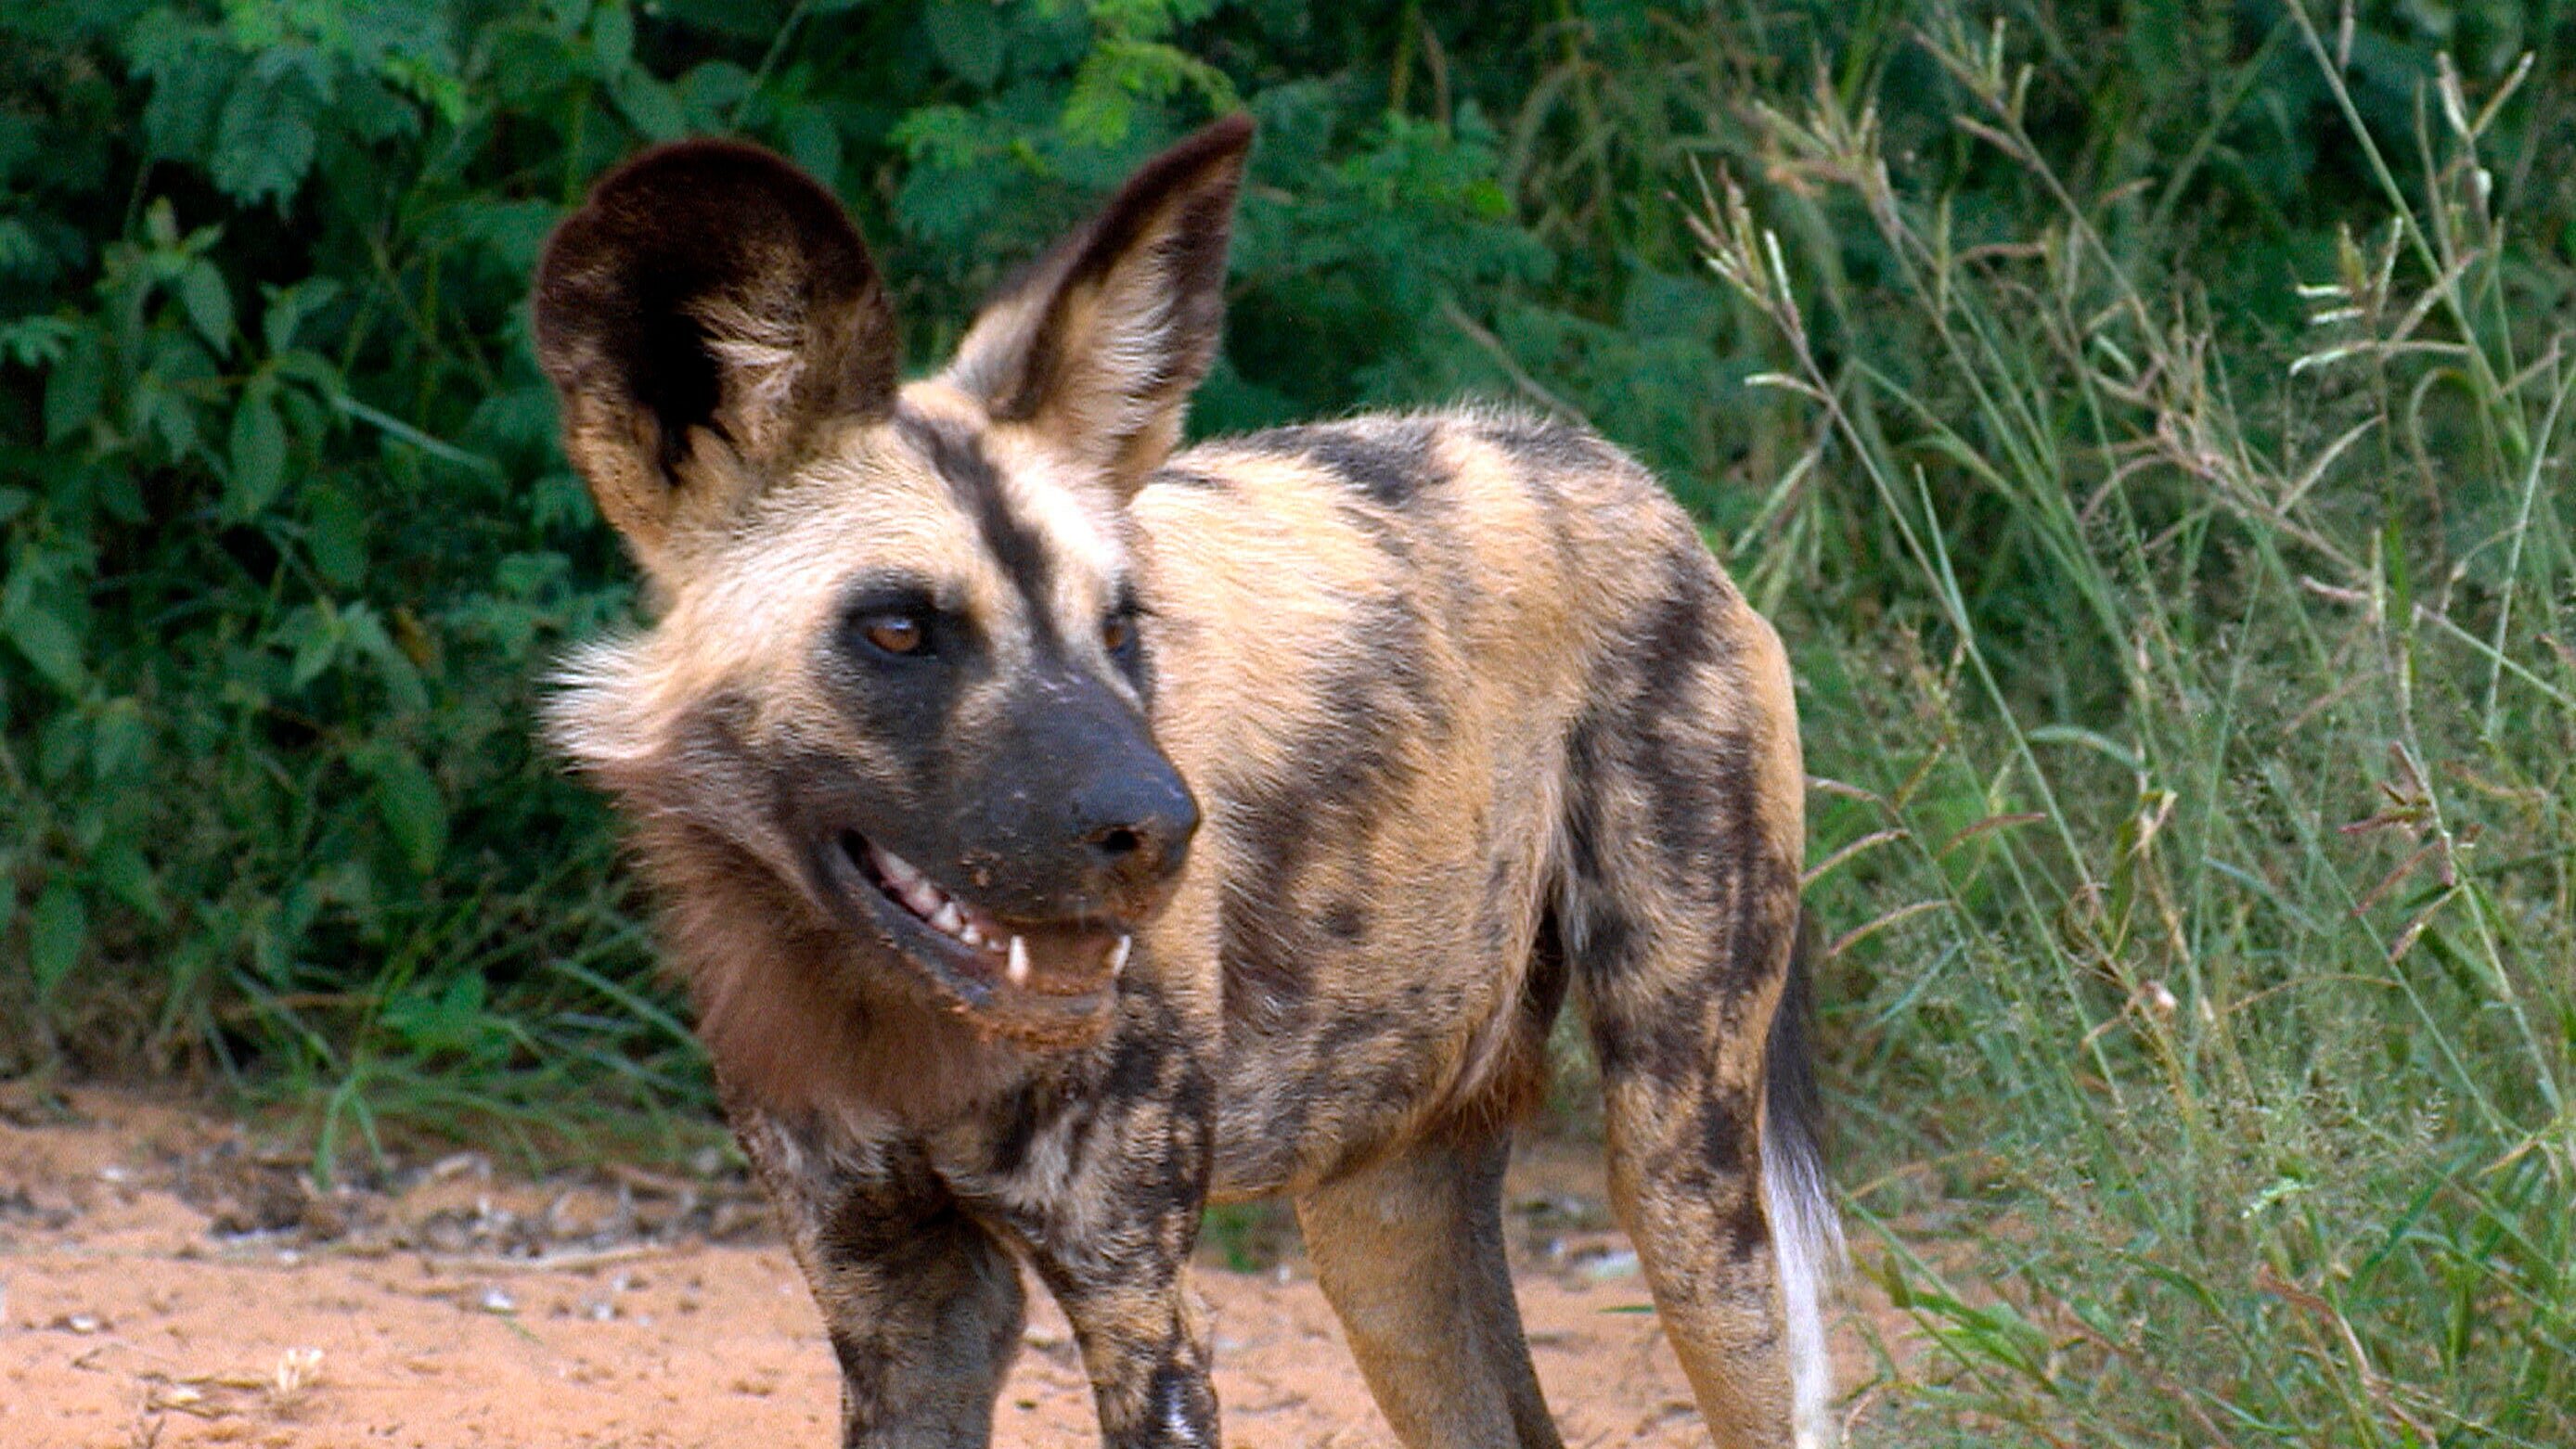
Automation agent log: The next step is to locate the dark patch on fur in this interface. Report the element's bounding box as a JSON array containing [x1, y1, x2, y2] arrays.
[[1761, 907, 1827, 1258], [1334, 495, 1416, 565], [1322, 899, 1367, 942], [1147, 465, 1231, 491], [1476, 413, 1614, 472], [894, 406, 1056, 637], [1609, 550, 1780, 1008], [1216, 592, 1442, 1017], [814, 579, 965, 784], [989, 1084, 1051, 1178], [1251, 420, 1444, 507]]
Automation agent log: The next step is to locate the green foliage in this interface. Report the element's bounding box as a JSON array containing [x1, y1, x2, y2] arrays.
[[2, 0, 2571, 1441], [1703, 7, 2573, 1443]]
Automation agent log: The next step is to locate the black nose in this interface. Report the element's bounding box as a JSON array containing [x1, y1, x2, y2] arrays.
[[1073, 761, 1199, 890]]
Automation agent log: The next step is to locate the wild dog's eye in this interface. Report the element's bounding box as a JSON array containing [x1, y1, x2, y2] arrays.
[[858, 613, 929, 658], [839, 582, 947, 665], [1102, 596, 1146, 666]]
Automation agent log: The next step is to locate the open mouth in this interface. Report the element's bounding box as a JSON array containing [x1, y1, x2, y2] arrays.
[[827, 830, 1131, 1043]]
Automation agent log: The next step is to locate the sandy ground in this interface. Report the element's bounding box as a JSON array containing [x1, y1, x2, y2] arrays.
[[0, 1089, 1888, 1448]]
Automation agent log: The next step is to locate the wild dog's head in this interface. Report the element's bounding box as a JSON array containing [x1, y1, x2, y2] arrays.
[[533, 120, 1248, 1078]]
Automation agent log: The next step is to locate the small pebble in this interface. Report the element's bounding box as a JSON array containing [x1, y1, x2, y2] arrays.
[[477, 1287, 517, 1314], [1581, 1249, 1642, 1283]]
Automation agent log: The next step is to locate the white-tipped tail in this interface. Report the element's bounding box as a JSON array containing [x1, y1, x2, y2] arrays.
[[1763, 1115, 1846, 1449]]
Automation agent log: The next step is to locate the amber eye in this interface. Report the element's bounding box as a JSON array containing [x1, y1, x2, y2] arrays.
[[1102, 614, 1135, 654], [862, 615, 925, 656]]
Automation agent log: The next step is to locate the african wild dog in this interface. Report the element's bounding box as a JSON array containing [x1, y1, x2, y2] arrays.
[[532, 114, 1838, 1448]]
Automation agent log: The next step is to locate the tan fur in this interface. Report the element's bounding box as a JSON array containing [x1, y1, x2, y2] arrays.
[[534, 122, 1834, 1449]]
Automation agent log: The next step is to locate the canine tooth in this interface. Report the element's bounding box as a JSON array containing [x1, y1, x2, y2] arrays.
[[902, 880, 945, 917], [931, 901, 965, 936], [1108, 935, 1132, 976], [1007, 935, 1030, 985]]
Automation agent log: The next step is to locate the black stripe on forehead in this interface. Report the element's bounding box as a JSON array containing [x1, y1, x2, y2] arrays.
[[892, 404, 1058, 636]]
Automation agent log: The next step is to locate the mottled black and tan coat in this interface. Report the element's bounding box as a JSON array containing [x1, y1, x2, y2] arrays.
[[531, 116, 1840, 1449]]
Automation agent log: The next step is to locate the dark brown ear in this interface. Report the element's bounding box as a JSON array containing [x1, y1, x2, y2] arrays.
[[944, 115, 1252, 492], [534, 140, 896, 575]]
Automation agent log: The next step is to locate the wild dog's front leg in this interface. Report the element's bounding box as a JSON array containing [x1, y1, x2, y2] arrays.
[[735, 1107, 1025, 1448], [1026, 1239, 1217, 1448], [973, 1007, 1221, 1447]]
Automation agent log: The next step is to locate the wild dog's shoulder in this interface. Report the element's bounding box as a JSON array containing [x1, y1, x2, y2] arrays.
[[1142, 404, 1719, 634], [1162, 404, 1660, 503]]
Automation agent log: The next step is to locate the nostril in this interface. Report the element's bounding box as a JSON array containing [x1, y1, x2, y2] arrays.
[[1093, 825, 1144, 859]]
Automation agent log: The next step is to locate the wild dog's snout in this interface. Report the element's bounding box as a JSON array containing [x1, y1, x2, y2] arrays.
[[982, 672, 1197, 918], [1068, 741, 1197, 894]]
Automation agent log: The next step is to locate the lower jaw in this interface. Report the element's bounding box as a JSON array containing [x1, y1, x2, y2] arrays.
[[816, 834, 1132, 1046], [866, 906, 1124, 1048]]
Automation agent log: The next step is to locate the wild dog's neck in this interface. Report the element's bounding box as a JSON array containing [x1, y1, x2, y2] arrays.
[[640, 814, 1047, 1130]]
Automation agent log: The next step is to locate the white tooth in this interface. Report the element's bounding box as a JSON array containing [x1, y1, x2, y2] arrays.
[[1109, 935, 1132, 976], [1007, 935, 1030, 985], [931, 901, 965, 936], [872, 847, 921, 889], [903, 882, 945, 917], [960, 922, 984, 947]]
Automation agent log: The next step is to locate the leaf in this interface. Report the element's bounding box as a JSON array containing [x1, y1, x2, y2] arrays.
[[211, 70, 319, 206], [288, 605, 340, 687], [783, 107, 843, 187], [262, 276, 342, 354], [3, 600, 86, 695], [135, 25, 239, 162], [306, 481, 367, 588], [676, 59, 753, 127], [366, 745, 447, 874], [610, 69, 686, 143], [341, 605, 428, 714], [923, 0, 1004, 89], [86, 697, 150, 779], [180, 259, 234, 356], [591, 0, 634, 76], [93, 839, 168, 925], [30, 880, 86, 1002], [42, 329, 105, 444], [226, 386, 289, 519]]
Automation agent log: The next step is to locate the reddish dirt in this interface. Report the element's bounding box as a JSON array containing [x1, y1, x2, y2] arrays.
[[0, 1090, 1892, 1448]]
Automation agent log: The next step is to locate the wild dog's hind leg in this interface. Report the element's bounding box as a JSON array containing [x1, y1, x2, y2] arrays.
[[734, 1108, 1024, 1449], [1561, 565, 1836, 1449], [1294, 1126, 1564, 1449]]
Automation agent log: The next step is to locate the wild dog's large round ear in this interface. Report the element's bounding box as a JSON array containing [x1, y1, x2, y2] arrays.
[[944, 115, 1253, 496], [534, 140, 896, 576]]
